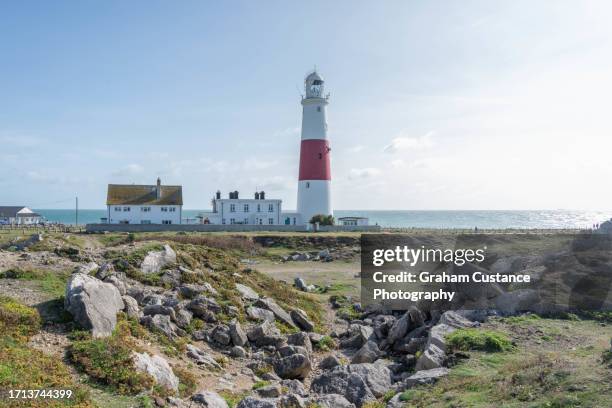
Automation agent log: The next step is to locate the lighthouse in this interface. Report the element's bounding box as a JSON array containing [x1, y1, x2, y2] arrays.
[[297, 71, 332, 224]]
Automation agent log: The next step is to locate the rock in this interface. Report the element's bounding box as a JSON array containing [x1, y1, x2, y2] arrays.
[[212, 325, 232, 346], [174, 308, 193, 329], [236, 283, 260, 301], [387, 313, 411, 345], [494, 289, 541, 314], [74, 262, 99, 275], [397, 367, 450, 390], [348, 362, 393, 397], [311, 394, 355, 408], [236, 397, 277, 408], [340, 325, 374, 349], [122, 295, 141, 319], [192, 390, 229, 408], [247, 321, 283, 347], [415, 343, 445, 370], [290, 309, 314, 332], [95, 262, 115, 280], [256, 384, 282, 398], [141, 314, 178, 338], [278, 345, 310, 358], [247, 306, 275, 322], [280, 379, 306, 396], [64, 273, 124, 338], [141, 244, 176, 274], [426, 324, 455, 352], [186, 344, 222, 369], [294, 277, 309, 292], [308, 332, 324, 344], [438, 310, 476, 329], [279, 394, 305, 408], [143, 304, 176, 320], [385, 394, 403, 408], [104, 275, 127, 295], [351, 340, 380, 364], [345, 373, 376, 407], [229, 320, 248, 347], [319, 354, 341, 369], [287, 332, 312, 354], [261, 372, 282, 382], [230, 346, 248, 358], [273, 353, 312, 380], [188, 295, 222, 317], [132, 352, 179, 392], [254, 298, 296, 328]]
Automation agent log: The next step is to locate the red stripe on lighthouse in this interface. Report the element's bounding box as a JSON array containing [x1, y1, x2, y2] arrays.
[[298, 139, 331, 181]]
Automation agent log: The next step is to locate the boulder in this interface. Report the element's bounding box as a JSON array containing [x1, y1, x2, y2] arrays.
[[236, 397, 277, 408], [141, 244, 176, 274], [74, 262, 99, 275], [279, 394, 305, 408], [212, 325, 232, 346], [386, 313, 410, 345], [310, 394, 355, 408], [290, 309, 314, 332], [132, 352, 179, 392], [351, 340, 380, 364], [229, 320, 248, 347], [280, 379, 306, 396], [188, 295, 222, 317], [438, 310, 476, 329], [192, 390, 229, 408], [235, 283, 259, 301], [319, 354, 341, 369], [186, 344, 222, 369], [174, 308, 193, 329], [143, 304, 176, 320], [397, 367, 450, 390], [104, 275, 127, 295], [255, 298, 296, 328], [65, 273, 124, 338], [247, 306, 275, 322], [287, 332, 312, 354], [256, 384, 282, 398], [345, 373, 376, 407], [122, 295, 141, 320], [141, 314, 178, 338], [415, 343, 445, 370], [273, 353, 312, 380], [230, 346, 248, 358], [247, 321, 284, 347]]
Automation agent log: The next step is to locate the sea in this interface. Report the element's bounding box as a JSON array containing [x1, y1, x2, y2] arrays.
[[33, 209, 612, 229]]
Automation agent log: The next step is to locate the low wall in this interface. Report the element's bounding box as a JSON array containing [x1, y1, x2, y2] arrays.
[[85, 223, 381, 233]]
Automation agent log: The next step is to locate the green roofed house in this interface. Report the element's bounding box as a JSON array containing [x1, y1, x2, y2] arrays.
[[105, 178, 183, 225], [0, 206, 42, 225]]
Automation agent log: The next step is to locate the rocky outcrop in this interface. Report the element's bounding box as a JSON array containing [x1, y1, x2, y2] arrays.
[[229, 320, 248, 347], [64, 273, 124, 337], [236, 283, 260, 301], [141, 244, 176, 274], [273, 353, 312, 380], [291, 309, 314, 332], [133, 352, 179, 392], [192, 390, 229, 408], [254, 298, 296, 328]]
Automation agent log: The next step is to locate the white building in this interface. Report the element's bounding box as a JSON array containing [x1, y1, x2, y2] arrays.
[[105, 178, 182, 224], [338, 216, 369, 226], [0, 206, 42, 225], [202, 191, 283, 225]]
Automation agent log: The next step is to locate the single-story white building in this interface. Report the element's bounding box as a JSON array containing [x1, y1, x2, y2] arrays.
[[0, 206, 42, 225], [105, 178, 182, 225], [202, 191, 283, 225], [337, 216, 369, 226]]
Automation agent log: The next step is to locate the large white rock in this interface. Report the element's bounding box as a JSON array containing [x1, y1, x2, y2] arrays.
[[133, 352, 179, 392], [141, 244, 176, 274], [64, 273, 124, 338]]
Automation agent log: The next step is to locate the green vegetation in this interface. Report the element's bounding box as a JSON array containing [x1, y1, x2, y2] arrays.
[[0, 267, 69, 298], [173, 365, 197, 397], [0, 296, 93, 407], [69, 320, 155, 395], [220, 391, 250, 408], [313, 335, 336, 352], [309, 214, 335, 226], [447, 328, 514, 352], [252, 380, 271, 390]]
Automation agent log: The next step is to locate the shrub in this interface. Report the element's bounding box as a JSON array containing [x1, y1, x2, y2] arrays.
[[69, 323, 155, 394], [314, 335, 336, 352], [252, 380, 271, 390], [173, 366, 197, 397], [446, 328, 514, 352], [309, 214, 334, 226]]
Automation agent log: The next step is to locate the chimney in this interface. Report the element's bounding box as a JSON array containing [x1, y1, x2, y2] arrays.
[[255, 192, 260, 199], [216, 190, 221, 200], [235, 190, 239, 199], [156, 178, 162, 199], [260, 191, 265, 200]]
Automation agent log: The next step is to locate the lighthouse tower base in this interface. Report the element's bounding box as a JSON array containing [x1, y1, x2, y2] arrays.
[[297, 180, 332, 224]]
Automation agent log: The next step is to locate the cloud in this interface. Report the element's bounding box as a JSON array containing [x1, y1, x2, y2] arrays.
[[391, 159, 406, 168], [348, 145, 365, 153], [383, 131, 434, 153], [274, 127, 300, 138], [112, 163, 144, 177], [0, 134, 44, 148], [242, 158, 278, 171], [348, 167, 381, 179]]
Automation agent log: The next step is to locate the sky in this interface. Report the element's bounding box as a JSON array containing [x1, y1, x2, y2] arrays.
[[1, 1, 612, 210]]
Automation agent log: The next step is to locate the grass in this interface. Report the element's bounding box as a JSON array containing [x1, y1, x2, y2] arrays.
[[69, 320, 155, 395], [252, 380, 271, 390], [220, 391, 250, 408], [0, 296, 93, 407], [0, 267, 70, 298], [447, 328, 514, 352], [313, 335, 336, 352]]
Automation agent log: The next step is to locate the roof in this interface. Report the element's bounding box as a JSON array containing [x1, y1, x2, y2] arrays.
[[0, 206, 28, 218], [338, 216, 368, 220], [17, 212, 40, 217], [106, 184, 183, 205], [305, 71, 323, 83]]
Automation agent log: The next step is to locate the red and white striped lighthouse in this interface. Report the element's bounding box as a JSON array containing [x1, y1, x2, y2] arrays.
[[297, 71, 332, 224]]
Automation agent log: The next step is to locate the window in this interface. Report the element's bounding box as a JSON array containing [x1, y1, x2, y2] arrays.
[[244, 218, 248, 224], [268, 218, 274, 225], [230, 204, 236, 212], [114, 207, 121, 212], [161, 207, 168, 212], [222, 218, 226, 225], [243, 204, 249, 212], [257, 204, 261, 212], [162, 220, 172, 225], [141, 207, 151, 212], [169, 207, 176, 212], [317, 106, 321, 112], [141, 220, 151, 224], [230, 218, 235, 224], [123, 207, 130, 212], [306, 182, 310, 188], [268, 203, 274, 212], [259, 218, 263, 225]]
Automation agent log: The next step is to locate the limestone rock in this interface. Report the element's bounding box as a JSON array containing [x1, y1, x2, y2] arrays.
[[273, 353, 312, 380], [132, 352, 179, 392], [192, 390, 229, 408], [255, 298, 296, 328], [290, 309, 314, 332], [122, 295, 141, 320], [236, 283, 260, 301], [351, 340, 380, 364], [141, 244, 176, 274], [65, 273, 124, 338], [247, 306, 275, 322]]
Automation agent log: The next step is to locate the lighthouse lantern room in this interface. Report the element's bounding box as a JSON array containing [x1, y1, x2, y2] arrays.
[[297, 71, 333, 224]]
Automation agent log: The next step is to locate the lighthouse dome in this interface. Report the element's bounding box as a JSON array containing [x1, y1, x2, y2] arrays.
[[305, 71, 325, 98]]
